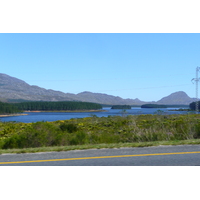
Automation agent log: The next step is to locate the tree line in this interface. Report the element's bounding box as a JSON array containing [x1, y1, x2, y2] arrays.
[[189, 101, 200, 111], [14, 101, 102, 111], [111, 105, 131, 109], [0, 102, 22, 114], [0, 101, 102, 114], [141, 104, 167, 108]]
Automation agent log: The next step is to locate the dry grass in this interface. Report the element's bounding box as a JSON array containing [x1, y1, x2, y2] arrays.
[[1, 139, 200, 154]]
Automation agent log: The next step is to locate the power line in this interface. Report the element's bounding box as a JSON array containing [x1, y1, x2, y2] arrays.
[[94, 84, 192, 93], [191, 67, 200, 114]]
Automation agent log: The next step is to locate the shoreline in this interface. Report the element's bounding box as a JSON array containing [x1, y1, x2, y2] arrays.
[[0, 110, 107, 117], [0, 113, 28, 117], [168, 109, 191, 111], [24, 110, 107, 113]]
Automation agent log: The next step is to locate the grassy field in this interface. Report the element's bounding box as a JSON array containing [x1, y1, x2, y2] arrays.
[[1, 113, 200, 154]]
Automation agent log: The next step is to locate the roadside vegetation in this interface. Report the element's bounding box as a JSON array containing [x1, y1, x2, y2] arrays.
[[1, 113, 200, 153]]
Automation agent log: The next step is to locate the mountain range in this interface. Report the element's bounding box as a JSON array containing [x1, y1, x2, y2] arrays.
[[0, 73, 196, 105]]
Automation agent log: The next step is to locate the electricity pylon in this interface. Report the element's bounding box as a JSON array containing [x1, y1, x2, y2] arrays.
[[192, 67, 200, 114]]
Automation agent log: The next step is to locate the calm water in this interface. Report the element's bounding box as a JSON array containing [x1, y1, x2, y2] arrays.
[[0, 107, 190, 123]]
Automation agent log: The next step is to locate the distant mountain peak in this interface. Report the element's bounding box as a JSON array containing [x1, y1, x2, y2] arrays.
[[170, 91, 189, 96], [0, 73, 26, 83], [157, 91, 195, 105]]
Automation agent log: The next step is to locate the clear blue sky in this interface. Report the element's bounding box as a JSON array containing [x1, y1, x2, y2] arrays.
[[0, 33, 199, 101]]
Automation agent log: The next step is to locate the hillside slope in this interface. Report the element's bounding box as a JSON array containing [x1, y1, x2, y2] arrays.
[[0, 73, 195, 105], [156, 91, 196, 105], [0, 73, 146, 104]]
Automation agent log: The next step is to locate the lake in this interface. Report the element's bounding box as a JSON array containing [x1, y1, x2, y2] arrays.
[[0, 107, 191, 123]]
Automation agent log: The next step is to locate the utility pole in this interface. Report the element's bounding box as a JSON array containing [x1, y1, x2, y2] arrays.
[[192, 67, 200, 114]]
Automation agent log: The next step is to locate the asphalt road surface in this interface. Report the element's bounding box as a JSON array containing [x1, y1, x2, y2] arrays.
[[1, 144, 200, 166]]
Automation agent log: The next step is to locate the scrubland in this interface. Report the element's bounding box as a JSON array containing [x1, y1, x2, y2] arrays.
[[1, 113, 200, 153]]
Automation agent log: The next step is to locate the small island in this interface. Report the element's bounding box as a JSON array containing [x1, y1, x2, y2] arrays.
[[141, 104, 167, 108], [111, 105, 131, 109]]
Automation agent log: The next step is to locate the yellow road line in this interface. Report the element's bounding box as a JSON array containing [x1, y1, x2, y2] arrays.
[[1, 151, 200, 165]]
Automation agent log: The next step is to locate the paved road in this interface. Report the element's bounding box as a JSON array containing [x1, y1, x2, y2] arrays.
[[1, 144, 200, 166]]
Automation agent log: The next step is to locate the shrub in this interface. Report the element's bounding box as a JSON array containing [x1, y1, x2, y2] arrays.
[[2, 122, 61, 149], [194, 122, 200, 139], [59, 123, 78, 133], [68, 131, 88, 145]]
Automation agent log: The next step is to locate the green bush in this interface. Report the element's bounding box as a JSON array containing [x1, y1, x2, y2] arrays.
[[68, 131, 88, 145], [59, 123, 78, 133], [194, 122, 200, 138], [2, 122, 61, 149]]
